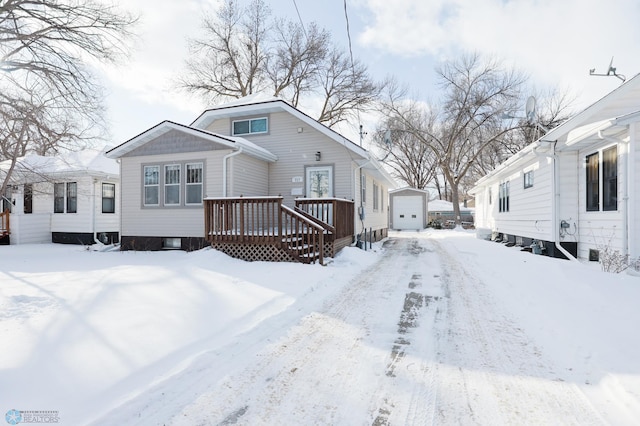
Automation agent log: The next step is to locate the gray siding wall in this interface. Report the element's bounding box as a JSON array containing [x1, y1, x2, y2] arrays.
[[204, 111, 359, 207], [229, 154, 269, 196], [120, 150, 227, 237]]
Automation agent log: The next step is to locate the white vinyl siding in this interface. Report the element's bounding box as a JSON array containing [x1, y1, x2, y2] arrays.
[[121, 151, 224, 237]]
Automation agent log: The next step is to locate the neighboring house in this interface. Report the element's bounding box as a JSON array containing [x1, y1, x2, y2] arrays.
[[0, 150, 120, 245], [471, 73, 640, 261], [389, 187, 429, 230], [106, 95, 396, 262], [427, 199, 475, 228]]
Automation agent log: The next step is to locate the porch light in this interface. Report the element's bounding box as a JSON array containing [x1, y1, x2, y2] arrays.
[[315, 151, 321, 161]]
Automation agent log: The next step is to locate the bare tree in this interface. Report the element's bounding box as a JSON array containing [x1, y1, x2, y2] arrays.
[[381, 53, 527, 225], [373, 110, 439, 190], [178, 0, 381, 127], [0, 0, 136, 191]]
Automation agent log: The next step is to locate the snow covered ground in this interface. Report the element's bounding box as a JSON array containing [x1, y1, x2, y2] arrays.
[[1, 230, 639, 425]]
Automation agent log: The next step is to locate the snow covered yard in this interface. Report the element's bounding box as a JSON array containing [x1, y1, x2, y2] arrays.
[[1, 231, 639, 425]]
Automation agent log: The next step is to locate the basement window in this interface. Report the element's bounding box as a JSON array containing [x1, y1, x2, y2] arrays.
[[163, 238, 181, 250], [589, 249, 599, 262]]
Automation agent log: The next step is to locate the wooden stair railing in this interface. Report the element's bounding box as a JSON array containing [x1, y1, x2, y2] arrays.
[[280, 205, 324, 264]]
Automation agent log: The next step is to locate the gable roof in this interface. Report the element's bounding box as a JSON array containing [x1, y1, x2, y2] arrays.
[[472, 72, 640, 190], [190, 96, 369, 159], [105, 120, 278, 162]]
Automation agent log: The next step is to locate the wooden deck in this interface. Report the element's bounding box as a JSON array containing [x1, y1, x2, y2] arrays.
[[0, 209, 9, 238], [204, 197, 354, 264]]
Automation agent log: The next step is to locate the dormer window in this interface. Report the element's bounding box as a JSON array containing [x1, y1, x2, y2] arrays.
[[232, 117, 268, 135]]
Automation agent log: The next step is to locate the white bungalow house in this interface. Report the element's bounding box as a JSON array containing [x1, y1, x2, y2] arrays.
[[471, 73, 640, 261], [0, 150, 120, 245], [105, 95, 396, 262]]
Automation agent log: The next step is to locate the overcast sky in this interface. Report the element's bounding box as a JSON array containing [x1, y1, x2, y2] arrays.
[[99, 0, 640, 148]]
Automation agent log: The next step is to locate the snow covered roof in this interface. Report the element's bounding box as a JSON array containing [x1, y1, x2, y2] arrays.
[[1, 149, 118, 181], [105, 121, 278, 162]]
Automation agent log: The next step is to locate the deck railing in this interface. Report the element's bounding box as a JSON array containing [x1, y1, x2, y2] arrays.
[[0, 209, 9, 237], [295, 198, 354, 240], [204, 197, 325, 263]]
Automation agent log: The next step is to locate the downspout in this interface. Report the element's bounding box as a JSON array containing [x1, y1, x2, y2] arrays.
[[354, 160, 371, 239], [222, 148, 243, 197], [92, 177, 101, 245], [551, 142, 578, 261], [598, 129, 629, 257]]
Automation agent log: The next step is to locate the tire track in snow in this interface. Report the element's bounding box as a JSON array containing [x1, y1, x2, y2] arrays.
[[171, 237, 443, 425], [430, 238, 607, 425]]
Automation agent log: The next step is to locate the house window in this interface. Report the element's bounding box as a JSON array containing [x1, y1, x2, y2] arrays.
[[144, 165, 160, 206], [24, 184, 32, 214], [586, 152, 599, 211], [66, 182, 77, 213], [54, 183, 64, 213], [373, 181, 379, 211], [586, 147, 617, 212], [361, 172, 366, 204], [602, 146, 617, 211], [54, 182, 77, 213], [102, 183, 115, 214], [499, 181, 510, 212], [164, 164, 181, 205], [186, 163, 203, 205], [232, 117, 268, 135], [306, 166, 333, 198], [523, 170, 534, 189]]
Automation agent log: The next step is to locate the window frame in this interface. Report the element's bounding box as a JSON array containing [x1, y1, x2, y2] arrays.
[[142, 161, 205, 208], [232, 117, 268, 136], [585, 152, 600, 212], [102, 183, 116, 214], [373, 181, 379, 211], [143, 165, 160, 206], [523, 170, 534, 189], [499, 181, 510, 213], [53, 182, 78, 214], [585, 146, 617, 212], [24, 184, 33, 214], [164, 164, 181, 206], [602, 145, 617, 211], [185, 162, 204, 205]]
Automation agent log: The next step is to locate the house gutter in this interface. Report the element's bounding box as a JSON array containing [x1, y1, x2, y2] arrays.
[[598, 129, 629, 257], [222, 147, 243, 197]]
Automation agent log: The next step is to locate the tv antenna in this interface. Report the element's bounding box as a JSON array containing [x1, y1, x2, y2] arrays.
[[590, 57, 626, 82]]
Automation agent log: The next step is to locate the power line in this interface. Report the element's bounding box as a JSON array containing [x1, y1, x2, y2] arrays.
[[291, 0, 308, 39]]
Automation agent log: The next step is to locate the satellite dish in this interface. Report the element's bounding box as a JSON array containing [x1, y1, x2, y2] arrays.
[[383, 129, 392, 147], [525, 96, 536, 122]]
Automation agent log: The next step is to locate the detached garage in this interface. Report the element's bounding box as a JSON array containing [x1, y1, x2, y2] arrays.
[[389, 187, 429, 230]]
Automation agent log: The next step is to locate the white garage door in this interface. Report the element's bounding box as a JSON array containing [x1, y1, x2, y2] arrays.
[[393, 196, 423, 230]]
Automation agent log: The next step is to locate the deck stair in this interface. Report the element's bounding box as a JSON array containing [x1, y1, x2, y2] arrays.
[[204, 197, 354, 264]]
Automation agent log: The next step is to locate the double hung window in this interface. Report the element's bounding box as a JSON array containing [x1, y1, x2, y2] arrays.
[[54, 182, 77, 213], [586, 146, 617, 212]]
